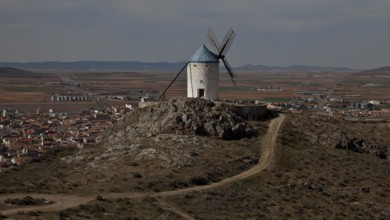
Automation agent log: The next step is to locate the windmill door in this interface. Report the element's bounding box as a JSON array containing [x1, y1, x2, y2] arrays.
[[198, 89, 205, 98]]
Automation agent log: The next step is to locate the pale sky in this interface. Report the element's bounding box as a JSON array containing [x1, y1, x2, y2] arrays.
[[1, 0, 389, 69]]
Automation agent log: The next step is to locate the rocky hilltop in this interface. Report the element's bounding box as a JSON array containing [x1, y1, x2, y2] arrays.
[[56, 98, 267, 193], [111, 98, 258, 141], [90, 98, 261, 169]]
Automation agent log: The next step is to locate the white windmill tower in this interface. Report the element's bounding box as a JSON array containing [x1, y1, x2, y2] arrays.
[[159, 28, 236, 100]]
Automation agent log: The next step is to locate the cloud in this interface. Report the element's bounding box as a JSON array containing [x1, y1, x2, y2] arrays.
[[0, 0, 389, 68]]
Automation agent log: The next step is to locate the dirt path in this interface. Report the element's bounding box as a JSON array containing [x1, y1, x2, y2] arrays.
[[0, 194, 93, 216], [149, 113, 285, 197], [0, 114, 285, 216], [156, 197, 196, 220]]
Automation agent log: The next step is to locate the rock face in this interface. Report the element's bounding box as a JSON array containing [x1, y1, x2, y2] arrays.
[[335, 138, 388, 160], [283, 114, 388, 160], [114, 98, 257, 140]]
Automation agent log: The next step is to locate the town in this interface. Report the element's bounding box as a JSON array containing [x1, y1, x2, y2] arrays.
[[0, 105, 133, 172], [279, 98, 390, 120], [2, 91, 390, 173]]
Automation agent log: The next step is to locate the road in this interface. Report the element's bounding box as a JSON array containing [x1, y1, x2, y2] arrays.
[[0, 114, 286, 216]]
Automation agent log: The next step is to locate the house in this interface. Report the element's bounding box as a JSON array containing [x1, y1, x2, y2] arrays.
[[40, 134, 55, 147], [369, 100, 380, 105], [83, 137, 97, 144], [2, 109, 19, 117], [94, 113, 109, 121], [351, 101, 376, 110]]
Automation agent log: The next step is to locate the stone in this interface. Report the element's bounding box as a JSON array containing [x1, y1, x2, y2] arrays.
[[116, 98, 257, 140]]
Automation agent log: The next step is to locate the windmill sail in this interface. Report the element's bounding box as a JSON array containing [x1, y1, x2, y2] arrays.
[[207, 28, 236, 86], [221, 57, 236, 86], [207, 29, 220, 53], [159, 62, 188, 100]]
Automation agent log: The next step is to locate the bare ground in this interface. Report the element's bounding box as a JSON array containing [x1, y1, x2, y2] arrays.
[[2, 113, 389, 219], [0, 114, 285, 217]]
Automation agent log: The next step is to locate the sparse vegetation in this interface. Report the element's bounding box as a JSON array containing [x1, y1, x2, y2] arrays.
[[160, 114, 390, 219], [4, 196, 51, 206], [1, 107, 389, 219], [57, 197, 182, 220]]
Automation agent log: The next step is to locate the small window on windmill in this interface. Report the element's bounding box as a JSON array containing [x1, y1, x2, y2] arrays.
[[206, 64, 208, 67], [193, 64, 197, 67], [200, 80, 204, 84]]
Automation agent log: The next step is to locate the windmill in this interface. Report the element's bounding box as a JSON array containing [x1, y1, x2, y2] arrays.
[[159, 28, 236, 100]]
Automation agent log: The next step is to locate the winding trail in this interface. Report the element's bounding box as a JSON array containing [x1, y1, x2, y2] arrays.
[[156, 197, 196, 220], [0, 114, 285, 216]]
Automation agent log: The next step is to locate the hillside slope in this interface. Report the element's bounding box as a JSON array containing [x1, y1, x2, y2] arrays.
[[163, 113, 390, 219], [0, 67, 47, 78], [0, 108, 389, 219], [0, 98, 268, 195]]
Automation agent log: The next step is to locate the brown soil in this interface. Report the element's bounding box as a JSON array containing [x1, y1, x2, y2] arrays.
[[0, 115, 285, 217], [1, 113, 389, 219]]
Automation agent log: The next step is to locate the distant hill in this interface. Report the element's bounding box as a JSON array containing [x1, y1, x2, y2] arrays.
[[0, 61, 186, 71], [238, 64, 353, 72], [0, 61, 353, 72], [358, 66, 390, 75], [0, 67, 48, 78]]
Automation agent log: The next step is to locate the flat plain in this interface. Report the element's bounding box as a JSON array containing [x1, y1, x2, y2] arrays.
[[2, 67, 390, 113]]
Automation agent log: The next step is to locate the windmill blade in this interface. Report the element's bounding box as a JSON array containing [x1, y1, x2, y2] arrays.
[[220, 28, 234, 51], [218, 28, 235, 57], [207, 29, 220, 53], [221, 57, 236, 87], [159, 62, 188, 100], [221, 30, 235, 56]]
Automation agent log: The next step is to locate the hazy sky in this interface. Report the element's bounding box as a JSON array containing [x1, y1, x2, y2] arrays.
[[1, 0, 389, 69]]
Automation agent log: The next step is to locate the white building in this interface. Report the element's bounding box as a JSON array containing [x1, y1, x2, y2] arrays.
[[187, 44, 220, 100]]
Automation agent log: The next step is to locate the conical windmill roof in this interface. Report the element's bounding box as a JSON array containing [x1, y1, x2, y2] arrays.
[[189, 44, 219, 63]]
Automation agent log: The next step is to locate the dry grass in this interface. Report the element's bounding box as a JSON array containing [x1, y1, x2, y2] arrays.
[[2, 114, 389, 219], [163, 114, 390, 219], [0, 121, 268, 196], [3, 69, 390, 112]]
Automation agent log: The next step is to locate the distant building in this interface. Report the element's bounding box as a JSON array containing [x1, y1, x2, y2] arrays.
[[51, 94, 93, 102], [2, 109, 18, 117], [94, 113, 109, 121], [351, 101, 375, 110], [49, 109, 54, 117], [369, 100, 380, 105]]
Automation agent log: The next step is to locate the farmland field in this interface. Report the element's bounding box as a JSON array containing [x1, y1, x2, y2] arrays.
[[1, 68, 390, 112]]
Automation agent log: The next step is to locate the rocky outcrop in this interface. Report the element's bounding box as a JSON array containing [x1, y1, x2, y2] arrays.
[[65, 98, 260, 170], [114, 98, 257, 140], [336, 138, 387, 159], [285, 114, 388, 160]]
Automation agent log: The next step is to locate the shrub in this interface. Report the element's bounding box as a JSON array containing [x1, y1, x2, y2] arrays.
[[133, 172, 142, 178], [4, 196, 48, 206], [190, 176, 208, 185]]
